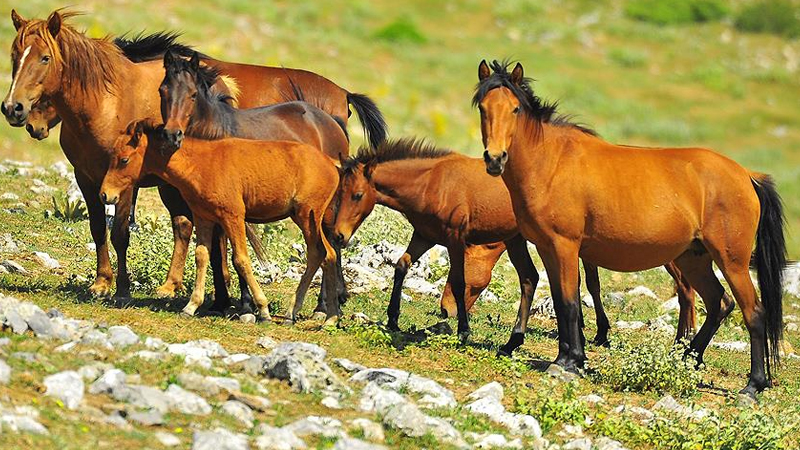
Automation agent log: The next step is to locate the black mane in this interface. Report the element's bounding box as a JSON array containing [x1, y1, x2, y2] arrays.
[[343, 138, 452, 173], [473, 59, 597, 136], [114, 31, 203, 63]]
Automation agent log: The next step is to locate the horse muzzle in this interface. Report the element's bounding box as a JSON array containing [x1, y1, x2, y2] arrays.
[[26, 123, 48, 140], [483, 150, 508, 176], [333, 231, 350, 248], [161, 127, 184, 150], [1, 100, 29, 127], [100, 191, 119, 206]]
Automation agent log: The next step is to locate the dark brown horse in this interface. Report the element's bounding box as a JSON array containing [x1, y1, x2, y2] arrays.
[[2, 10, 385, 305], [334, 139, 696, 348], [475, 60, 785, 396], [101, 120, 341, 324]]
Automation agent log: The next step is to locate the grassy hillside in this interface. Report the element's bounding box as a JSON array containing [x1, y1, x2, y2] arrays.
[[1, 0, 799, 252]]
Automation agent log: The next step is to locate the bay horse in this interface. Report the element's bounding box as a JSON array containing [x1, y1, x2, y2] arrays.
[[334, 139, 697, 348], [100, 119, 341, 325], [157, 49, 350, 315], [475, 60, 785, 396], [24, 96, 59, 140], [2, 10, 385, 305]]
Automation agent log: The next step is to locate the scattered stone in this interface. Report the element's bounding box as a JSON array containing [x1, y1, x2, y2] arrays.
[[192, 428, 249, 450], [564, 437, 593, 450], [648, 315, 676, 335], [467, 432, 524, 449], [256, 336, 278, 349], [243, 355, 268, 376], [144, 336, 167, 350], [627, 286, 658, 300], [10, 351, 37, 362], [177, 372, 241, 396], [284, 416, 345, 439], [43, 371, 84, 410], [240, 314, 256, 324], [467, 381, 504, 402], [465, 394, 542, 438], [581, 294, 594, 308], [24, 308, 54, 339], [350, 418, 385, 443], [164, 384, 212, 415], [90, 369, 126, 394], [1, 260, 27, 275], [108, 325, 139, 348], [0, 411, 49, 434], [531, 296, 556, 318], [129, 350, 166, 361], [228, 391, 271, 412], [661, 296, 680, 311], [78, 362, 115, 381], [0, 337, 9, 346], [223, 353, 252, 365], [263, 342, 344, 393], [0, 192, 19, 201], [652, 395, 709, 421], [0, 359, 10, 384], [350, 367, 456, 408], [579, 394, 604, 405], [736, 393, 757, 408], [184, 354, 213, 369], [110, 384, 171, 413], [545, 363, 579, 383], [321, 396, 342, 409], [334, 358, 366, 373], [786, 323, 798, 332], [254, 425, 307, 450], [595, 436, 629, 450], [168, 339, 229, 359], [332, 438, 388, 450], [33, 251, 60, 269], [710, 341, 748, 353], [128, 409, 164, 426], [0, 233, 19, 253], [615, 320, 645, 330], [221, 400, 254, 428], [613, 404, 654, 421], [155, 431, 182, 446], [80, 329, 112, 349]]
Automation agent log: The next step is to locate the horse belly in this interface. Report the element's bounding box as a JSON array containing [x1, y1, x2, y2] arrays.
[[579, 240, 690, 272]]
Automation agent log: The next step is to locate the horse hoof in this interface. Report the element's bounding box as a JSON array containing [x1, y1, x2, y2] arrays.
[[323, 316, 339, 329], [457, 331, 471, 345], [496, 347, 512, 358], [592, 336, 610, 347], [179, 310, 195, 318], [282, 317, 296, 326], [112, 296, 133, 309], [88, 281, 113, 298], [155, 285, 178, 299], [311, 311, 327, 321]]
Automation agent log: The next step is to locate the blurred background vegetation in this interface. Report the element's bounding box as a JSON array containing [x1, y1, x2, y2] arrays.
[[1, 0, 799, 253]]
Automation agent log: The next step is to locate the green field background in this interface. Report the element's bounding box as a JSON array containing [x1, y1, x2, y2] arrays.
[[2, 0, 799, 254]]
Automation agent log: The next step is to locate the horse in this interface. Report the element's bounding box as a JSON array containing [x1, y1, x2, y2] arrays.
[[334, 139, 697, 348], [100, 119, 341, 325], [2, 10, 385, 306], [474, 59, 786, 396], [24, 96, 59, 140], [157, 49, 350, 315]]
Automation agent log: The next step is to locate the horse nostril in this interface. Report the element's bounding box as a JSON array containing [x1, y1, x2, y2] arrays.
[[0, 103, 7, 116], [336, 233, 345, 243], [26, 123, 33, 133], [483, 150, 491, 163], [175, 130, 183, 138], [101, 192, 108, 203], [13, 103, 23, 112]]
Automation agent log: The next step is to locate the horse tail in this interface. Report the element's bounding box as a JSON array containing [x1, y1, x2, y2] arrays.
[[245, 224, 269, 267], [346, 92, 388, 150], [751, 173, 786, 377]]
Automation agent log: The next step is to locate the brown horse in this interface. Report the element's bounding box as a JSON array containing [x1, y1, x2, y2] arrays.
[[2, 10, 385, 303], [100, 120, 341, 324], [24, 96, 59, 139], [158, 49, 350, 315], [334, 139, 696, 348], [475, 60, 785, 396]]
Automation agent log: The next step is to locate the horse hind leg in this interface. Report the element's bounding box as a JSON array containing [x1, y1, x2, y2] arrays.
[[182, 218, 214, 317], [498, 234, 539, 356], [155, 185, 193, 298], [665, 261, 698, 342], [224, 217, 272, 323], [583, 261, 610, 347]]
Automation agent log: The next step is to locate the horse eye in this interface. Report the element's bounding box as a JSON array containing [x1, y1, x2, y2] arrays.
[[513, 107, 520, 114], [352, 192, 363, 201], [41, 55, 50, 64], [120, 158, 130, 166]]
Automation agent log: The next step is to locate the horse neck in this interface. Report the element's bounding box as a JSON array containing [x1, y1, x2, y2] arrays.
[[371, 158, 445, 212], [187, 91, 236, 139], [507, 119, 569, 183]]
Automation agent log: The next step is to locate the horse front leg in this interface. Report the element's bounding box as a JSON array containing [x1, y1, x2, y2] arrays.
[[109, 186, 134, 302], [388, 231, 434, 331], [447, 242, 471, 344], [75, 171, 113, 297], [539, 240, 584, 371], [155, 185, 193, 298]]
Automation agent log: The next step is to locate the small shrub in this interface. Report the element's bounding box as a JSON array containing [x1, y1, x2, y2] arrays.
[[51, 194, 87, 221], [351, 324, 393, 348], [514, 383, 589, 433], [127, 216, 196, 292], [625, 0, 729, 25], [735, 0, 800, 38], [588, 339, 702, 397], [374, 16, 427, 44]]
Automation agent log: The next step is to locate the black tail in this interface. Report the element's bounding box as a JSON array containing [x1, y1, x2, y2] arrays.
[[347, 93, 387, 149], [752, 174, 786, 377]]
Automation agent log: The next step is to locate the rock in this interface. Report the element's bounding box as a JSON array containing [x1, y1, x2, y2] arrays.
[[128, 409, 164, 426], [1, 260, 27, 275], [111, 384, 171, 413], [467, 381, 504, 402], [545, 363, 579, 383], [10, 351, 37, 362], [80, 329, 112, 349], [184, 354, 213, 369], [404, 278, 440, 297], [615, 320, 645, 330], [710, 341, 748, 353], [0, 359, 10, 384], [332, 438, 388, 450], [33, 251, 60, 269], [164, 384, 212, 415], [228, 391, 271, 412], [321, 396, 342, 409], [0, 233, 19, 253], [89, 369, 126, 394], [0, 337, 9, 346], [155, 431, 182, 446], [736, 393, 757, 408], [350, 418, 385, 443], [465, 395, 542, 438], [531, 296, 556, 318], [108, 325, 139, 348], [613, 405, 654, 421], [44, 371, 84, 410], [168, 339, 229, 359], [0, 192, 19, 201], [243, 355, 267, 376], [78, 362, 115, 381], [239, 313, 256, 324], [595, 436, 629, 450], [564, 437, 593, 450], [627, 286, 658, 300], [334, 358, 366, 373], [0, 412, 48, 434], [579, 394, 604, 405], [24, 308, 54, 339], [144, 336, 167, 350], [284, 416, 345, 439], [178, 372, 241, 396], [223, 353, 252, 365], [254, 425, 307, 450], [652, 395, 709, 421], [786, 323, 798, 332], [221, 400, 254, 428], [581, 294, 594, 308], [256, 336, 278, 349], [263, 342, 344, 393], [467, 432, 524, 449], [129, 350, 166, 361], [350, 367, 456, 408], [4, 308, 28, 334], [648, 315, 676, 335], [661, 296, 680, 311], [605, 292, 626, 305], [192, 428, 249, 450]]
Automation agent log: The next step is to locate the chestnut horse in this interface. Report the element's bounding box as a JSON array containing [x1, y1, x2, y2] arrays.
[[157, 49, 350, 315], [2, 10, 385, 303], [100, 120, 341, 324], [334, 139, 696, 349], [475, 60, 785, 396]]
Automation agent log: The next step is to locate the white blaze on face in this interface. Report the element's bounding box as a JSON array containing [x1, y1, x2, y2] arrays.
[[8, 45, 32, 100]]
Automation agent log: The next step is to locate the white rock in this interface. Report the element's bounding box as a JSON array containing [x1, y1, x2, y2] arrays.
[[332, 438, 388, 450], [350, 367, 456, 409], [579, 394, 604, 405], [0, 192, 19, 201], [168, 339, 229, 359], [165, 384, 212, 415], [254, 425, 307, 450], [627, 286, 658, 300], [711, 341, 748, 353], [468, 432, 524, 449], [256, 336, 278, 349], [155, 431, 182, 447], [108, 325, 139, 348], [221, 400, 254, 428], [192, 428, 249, 450], [223, 353, 252, 365], [595, 436, 629, 450], [33, 251, 60, 269], [184, 354, 213, 369], [564, 437, 593, 450], [1, 260, 27, 274], [467, 381, 504, 402], [321, 396, 342, 409], [44, 371, 84, 410], [89, 369, 126, 394], [0, 358, 10, 384], [144, 336, 167, 350], [615, 320, 645, 330], [350, 418, 385, 442], [284, 416, 345, 439], [130, 350, 166, 361], [0, 413, 49, 434], [661, 296, 680, 311]]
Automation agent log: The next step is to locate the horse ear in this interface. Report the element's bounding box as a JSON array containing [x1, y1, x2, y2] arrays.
[[363, 159, 376, 180], [11, 9, 27, 31], [190, 52, 200, 71], [510, 62, 524, 85], [129, 121, 145, 148], [163, 49, 176, 68], [478, 60, 490, 81], [46, 11, 62, 38]]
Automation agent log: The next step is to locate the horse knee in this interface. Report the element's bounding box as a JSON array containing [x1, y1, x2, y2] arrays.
[[173, 216, 193, 240], [394, 254, 412, 275]]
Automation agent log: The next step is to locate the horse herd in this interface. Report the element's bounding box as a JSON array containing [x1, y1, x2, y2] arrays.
[[1, 9, 788, 397]]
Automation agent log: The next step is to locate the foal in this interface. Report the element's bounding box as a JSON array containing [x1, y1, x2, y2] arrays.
[[100, 120, 341, 325]]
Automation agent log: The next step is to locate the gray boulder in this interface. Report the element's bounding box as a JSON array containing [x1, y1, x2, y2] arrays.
[[221, 400, 254, 428], [192, 428, 249, 450], [0, 359, 10, 384], [164, 384, 212, 415], [89, 369, 126, 394], [254, 425, 307, 450], [350, 367, 456, 409], [44, 371, 84, 410], [108, 325, 139, 348], [262, 342, 344, 393]]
